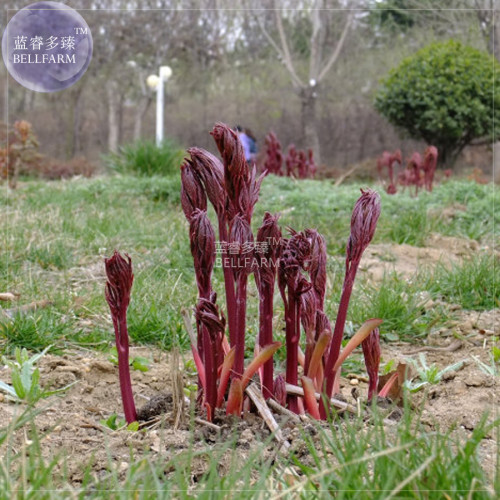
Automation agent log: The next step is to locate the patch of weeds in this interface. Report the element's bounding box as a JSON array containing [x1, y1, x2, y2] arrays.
[[0, 312, 68, 353], [104, 139, 184, 177], [348, 272, 449, 342], [430, 253, 499, 310], [404, 353, 467, 391], [25, 241, 74, 270], [127, 304, 189, 350], [381, 200, 437, 246], [290, 402, 498, 499], [107, 346, 151, 372], [471, 346, 500, 376], [0, 346, 74, 404], [0, 399, 497, 498], [100, 414, 138, 432]]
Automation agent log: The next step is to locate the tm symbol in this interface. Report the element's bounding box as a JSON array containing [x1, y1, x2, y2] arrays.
[[74, 27, 88, 35]]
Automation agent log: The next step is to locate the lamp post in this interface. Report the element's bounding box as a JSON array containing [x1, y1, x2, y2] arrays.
[[146, 65, 172, 146]]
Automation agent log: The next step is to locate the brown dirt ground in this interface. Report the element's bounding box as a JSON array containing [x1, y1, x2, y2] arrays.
[[0, 237, 498, 487]]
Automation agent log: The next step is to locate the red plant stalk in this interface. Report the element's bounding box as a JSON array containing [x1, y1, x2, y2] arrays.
[[423, 146, 438, 192], [217, 347, 235, 407], [302, 230, 327, 374], [104, 251, 137, 424], [278, 232, 312, 413], [285, 145, 297, 177], [187, 209, 217, 382], [187, 147, 238, 351], [388, 150, 401, 186], [301, 289, 317, 374], [321, 189, 381, 418], [362, 327, 381, 401], [229, 215, 254, 378], [377, 150, 401, 194], [307, 149, 317, 178], [181, 160, 207, 221], [180, 195, 225, 418], [195, 296, 225, 421], [255, 212, 281, 399], [211, 124, 250, 356], [211, 124, 265, 376], [273, 374, 287, 406], [407, 152, 423, 196], [263, 132, 283, 175], [287, 291, 300, 413]]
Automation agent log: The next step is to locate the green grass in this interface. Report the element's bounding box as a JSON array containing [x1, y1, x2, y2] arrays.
[[347, 271, 451, 342], [429, 253, 499, 310], [0, 176, 496, 354], [104, 139, 185, 177], [0, 401, 497, 498]]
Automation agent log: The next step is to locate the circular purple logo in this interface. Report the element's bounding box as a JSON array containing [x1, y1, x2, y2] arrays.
[[2, 1, 92, 92]]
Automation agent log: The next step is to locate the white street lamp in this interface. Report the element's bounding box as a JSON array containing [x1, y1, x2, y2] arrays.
[[147, 65, 172, 146]]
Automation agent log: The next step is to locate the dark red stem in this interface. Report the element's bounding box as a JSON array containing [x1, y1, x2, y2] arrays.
[[202, 324, 217, 419], [285, 294, 300, 413], [217, 217, 237, 349], [367, 376, 378, 401], [233, 276, 248, 378], [320, 263, 358, 418], [259, 283, 274, 399], [116, 317, 137, 424]]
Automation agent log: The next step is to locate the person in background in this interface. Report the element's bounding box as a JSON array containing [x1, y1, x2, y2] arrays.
[[235, 125, 252, 163], [244, 128, 258, 163]]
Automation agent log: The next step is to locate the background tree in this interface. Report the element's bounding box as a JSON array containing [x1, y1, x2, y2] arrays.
[[256, 0, 356, 164], [374, 40, 500, 167]]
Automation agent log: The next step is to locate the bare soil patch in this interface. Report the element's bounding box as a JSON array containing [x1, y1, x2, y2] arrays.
[[361, 234, 482, 282]]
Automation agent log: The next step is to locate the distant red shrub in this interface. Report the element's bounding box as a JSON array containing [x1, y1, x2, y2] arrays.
[[36, 156, 97, 180], [263, 132, 316, 179], [263, 131, 283, 176], [378, 146, 438, 195], [0, 120, 40, 188]]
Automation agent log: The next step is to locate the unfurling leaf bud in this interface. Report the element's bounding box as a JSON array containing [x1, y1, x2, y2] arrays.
[[304, 229, 327, 310], [181, 160, 207, 221], [300, 288, 317, 341], [362, 327, 381, 401], [255, 212, 281, 286], [187, 147, 226, 217], [211, 122, 248, 179], [211, 123, 250, 217], [104, 251, 134, 324], [189, 209, 216, 298], [229, 215, 254, 278], [346, 189, 381, 263], [195, 296, 226, 338]]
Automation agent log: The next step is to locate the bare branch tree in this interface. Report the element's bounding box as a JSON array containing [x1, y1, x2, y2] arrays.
[[258, 0, 356, 163]]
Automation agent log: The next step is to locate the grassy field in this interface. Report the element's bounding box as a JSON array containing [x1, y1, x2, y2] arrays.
[[0, 174, 499, 498], [0, 176, 497, 352]]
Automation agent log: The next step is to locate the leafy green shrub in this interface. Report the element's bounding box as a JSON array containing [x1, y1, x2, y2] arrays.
[[375, 40, 500, 167], [105, 140, 185, 177]]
